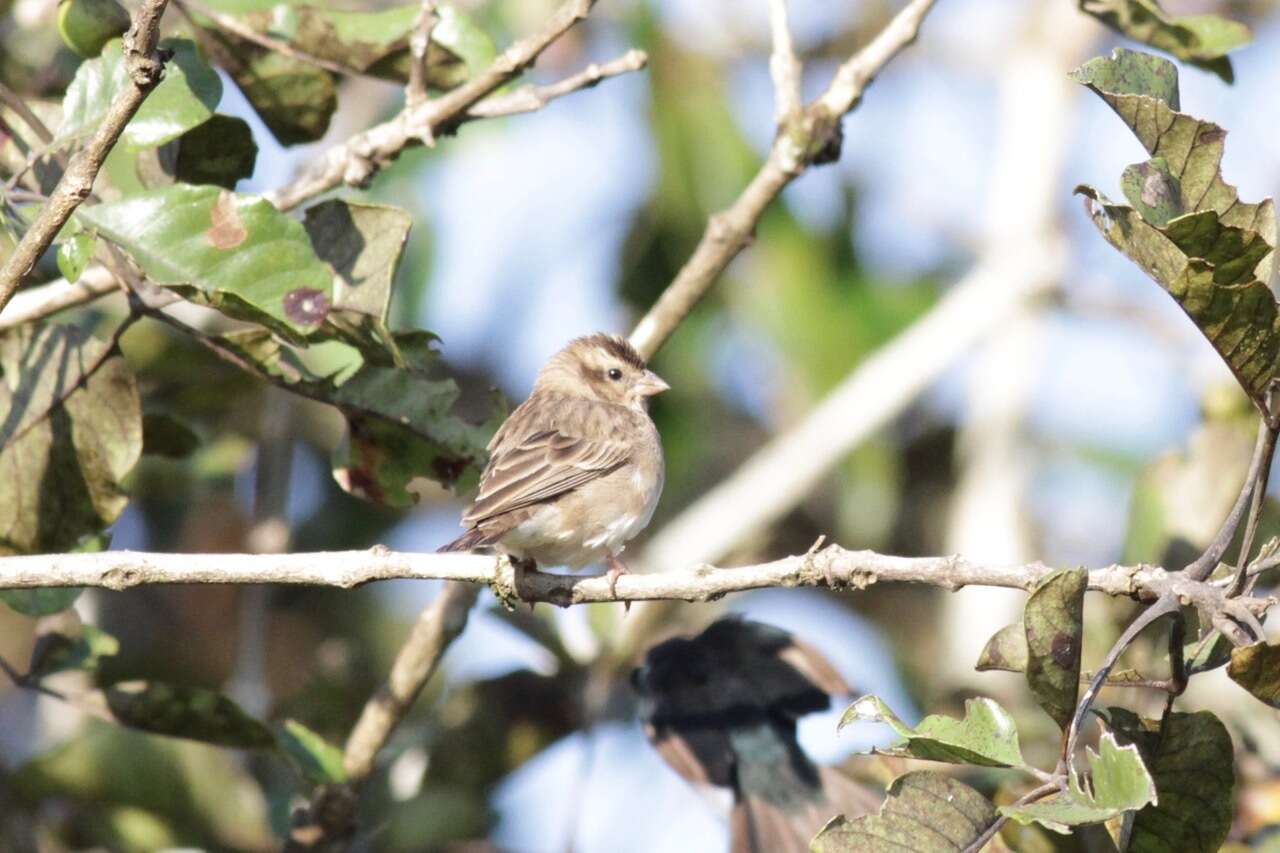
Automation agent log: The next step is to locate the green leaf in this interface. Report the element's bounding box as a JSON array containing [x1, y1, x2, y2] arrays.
[[141, 412, 200, 459], [0, 587, 83, 617], [0, 323, 142, 555], [302, 199, 412, 353], [57, 0, 131, 58], [204, 44, 336, 146], [1000, 732, 1157, 834], [1228, 641, 1280, 706], [58, 38, 222, 149], [1077, 0, 1251, 84], [1101, 708, 1234, 853], [76, 185, 335, 339], [976, 622, 1029, 672], [216, 329, 490, 501], [1073, 50, 1279, 415], [56, 230, 96, 283], [810, 771, 996, 852], [221, 4, 492, 87], [28, 617, 120, 679], [839, 695, 1025, 768], [173, 114, 258, 189], [1023, 568, 1086, 731], [277, 719, 347, 784], [104, 681, 276, 749]]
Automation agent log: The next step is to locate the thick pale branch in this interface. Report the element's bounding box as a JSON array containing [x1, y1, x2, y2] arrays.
[[1, 546, 1270, 611], [0, 266, 117, 331]]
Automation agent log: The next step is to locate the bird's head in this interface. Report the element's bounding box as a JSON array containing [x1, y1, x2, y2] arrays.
[[535, 333, 669, 410]]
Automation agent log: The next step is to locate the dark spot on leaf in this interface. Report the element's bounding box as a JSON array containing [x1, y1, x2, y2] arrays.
[[1198, 127, 1226, 145], [283, 288, 330, 326], [342, 465, 384, 504], [207, 190, 248, 249], [1051, 632, 1078, 669]]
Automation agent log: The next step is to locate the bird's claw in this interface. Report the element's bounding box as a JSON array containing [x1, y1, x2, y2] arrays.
[[606, 558, 630, 614]]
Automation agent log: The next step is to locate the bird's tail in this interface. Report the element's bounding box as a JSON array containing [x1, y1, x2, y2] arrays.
[[438, 528, 487, 553]]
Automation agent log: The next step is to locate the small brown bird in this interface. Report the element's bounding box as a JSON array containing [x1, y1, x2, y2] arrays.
[[633, 618, 881, 853], [441, 334, 668, 595]]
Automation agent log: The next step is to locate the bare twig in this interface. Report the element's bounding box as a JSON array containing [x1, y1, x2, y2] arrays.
[[767, 0, 803, 122], [0, 0, 171, 313], [1185, 416, 1277, 582], [1231, 419, 1279, 595], [406, 0, 440, 107], [0, 266, 118, 330], [961, 779, 1060, 853], [266, 0, 603, 210], [342, 582, 479, 780], [467, 50, 649, 118], [816, 0, 936, 116]]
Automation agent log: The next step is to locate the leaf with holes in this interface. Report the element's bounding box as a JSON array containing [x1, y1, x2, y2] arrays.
[[810, 771, 996, 852], [76, 185, 335, 339], [0, 323, 141, 556], [1073, 49, 1279, 415], [1077, 0, 1250, 83], [1101, 708, 1233, 853], [1001, 732, 1156, 834], [104, 681, 276, 748], [1024, 569, 1086, 730], [58, 38, 222, 148], [215, 329, 490, 502], [839, 695, 1025, 768], [277, 719, 347, 784]]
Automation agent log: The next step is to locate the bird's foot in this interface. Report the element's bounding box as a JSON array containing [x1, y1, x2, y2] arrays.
[[606, 556, 630, 614]]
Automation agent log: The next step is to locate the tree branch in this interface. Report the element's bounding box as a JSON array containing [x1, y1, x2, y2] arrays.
[[627, 0, 938, 359], [0, 0, 171, 313], [0, 265, 118, 331], [2, 545, 1273, 613], [405, 0, 440, 107], [266, 0, 603, 210], [767, 0, 803, 122], [466, 50, 649, 119]]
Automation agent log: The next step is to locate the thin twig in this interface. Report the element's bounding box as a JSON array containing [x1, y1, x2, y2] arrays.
[[767, 0, 803, 122], [628, 0, 938, 359], [1185, 415, 1276, 582], [0, 266, 118, 331], [0, 0, 171, 313], [467, 50, 649, 118], [1231, 420, 1280, 596], [1063, 595, 1180, 762], [961, 779, 1060, 853], [406, 0, 440, 107], [267, 0, 603, 210]]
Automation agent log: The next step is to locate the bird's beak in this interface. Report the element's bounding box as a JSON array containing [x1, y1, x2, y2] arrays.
[[635, 370, 670, 397]]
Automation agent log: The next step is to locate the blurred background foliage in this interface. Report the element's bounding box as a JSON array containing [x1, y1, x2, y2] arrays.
[[5, 0, 1280, 850]]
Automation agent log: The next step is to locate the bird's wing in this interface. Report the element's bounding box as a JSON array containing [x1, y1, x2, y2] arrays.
[[463, 403, 630, 525]]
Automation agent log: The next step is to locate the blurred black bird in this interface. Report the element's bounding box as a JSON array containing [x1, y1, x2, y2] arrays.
[[632, 617, 880, 853]]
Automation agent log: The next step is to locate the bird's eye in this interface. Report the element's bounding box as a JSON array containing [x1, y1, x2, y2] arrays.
[[607, 368, 623, 381]]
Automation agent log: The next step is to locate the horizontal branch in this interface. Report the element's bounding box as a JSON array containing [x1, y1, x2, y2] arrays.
[[1, 545, 1269, 611]]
